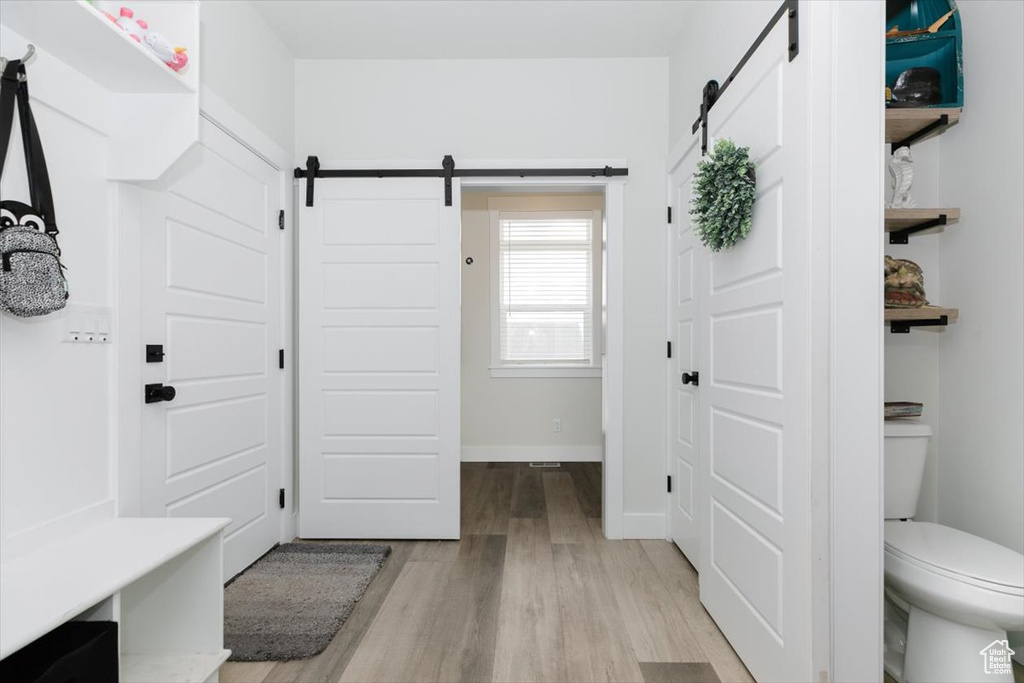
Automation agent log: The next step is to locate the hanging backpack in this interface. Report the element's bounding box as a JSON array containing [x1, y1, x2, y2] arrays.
[[0, 58, 68, 317]]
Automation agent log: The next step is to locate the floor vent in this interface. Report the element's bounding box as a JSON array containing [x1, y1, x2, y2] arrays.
[[529, 462, 561, 468]]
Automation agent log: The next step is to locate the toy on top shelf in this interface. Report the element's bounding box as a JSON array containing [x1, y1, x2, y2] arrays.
[[113, 7, 147, 42], [144, 31, 188, 73], [101, 6, 189, 73]]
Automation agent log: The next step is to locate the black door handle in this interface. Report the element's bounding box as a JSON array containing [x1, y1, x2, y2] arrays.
[[682, 371, 699, 386], [145, 383, 177, 403]]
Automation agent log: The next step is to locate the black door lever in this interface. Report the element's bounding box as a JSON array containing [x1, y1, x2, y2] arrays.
[[682, 371, 700, 386]]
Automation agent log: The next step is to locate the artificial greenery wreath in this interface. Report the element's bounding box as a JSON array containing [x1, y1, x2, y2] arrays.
[[690, 138, 757, 252]]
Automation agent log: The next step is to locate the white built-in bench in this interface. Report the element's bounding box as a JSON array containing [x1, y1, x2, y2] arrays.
[[0, 518, 230, 683]]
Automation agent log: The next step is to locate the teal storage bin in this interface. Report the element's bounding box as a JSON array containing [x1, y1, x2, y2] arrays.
[[886, 0, 964, 108]]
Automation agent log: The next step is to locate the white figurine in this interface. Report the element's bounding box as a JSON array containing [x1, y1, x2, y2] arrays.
[[888, 146, 917, 209]]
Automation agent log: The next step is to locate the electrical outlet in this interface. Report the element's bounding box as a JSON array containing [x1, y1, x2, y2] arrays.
[[553, 418, 562, 433]]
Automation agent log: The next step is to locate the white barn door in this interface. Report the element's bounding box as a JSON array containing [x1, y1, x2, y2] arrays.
[[667, 142, 703, 566], [696, 20, 814, 683], [298, 178, 461, 539], [141, 119, 282, 580]]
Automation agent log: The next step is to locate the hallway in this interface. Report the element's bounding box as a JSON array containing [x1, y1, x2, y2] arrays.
[[220, 463, 752, 683]]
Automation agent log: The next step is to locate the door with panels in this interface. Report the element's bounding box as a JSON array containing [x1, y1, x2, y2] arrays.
[[696, 17, 814, 683], [667, 139, 703, 567], [298, 178, 461, 539], [140, 118, 283, 580]]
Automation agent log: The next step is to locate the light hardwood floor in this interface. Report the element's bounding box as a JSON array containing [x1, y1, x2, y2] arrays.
[[220, 463, 753, 683]]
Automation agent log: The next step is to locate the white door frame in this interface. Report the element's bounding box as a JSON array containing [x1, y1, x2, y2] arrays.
[[117, 86, 296, 544], [294, 158, 627, 539]]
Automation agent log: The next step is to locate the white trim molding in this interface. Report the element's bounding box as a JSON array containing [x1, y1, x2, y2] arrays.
[[461, 446, 603, 463], [622, 512, 667, 540]]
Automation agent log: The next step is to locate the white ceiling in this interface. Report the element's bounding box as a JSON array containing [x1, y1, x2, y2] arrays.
[[251, 1, 692, 60]]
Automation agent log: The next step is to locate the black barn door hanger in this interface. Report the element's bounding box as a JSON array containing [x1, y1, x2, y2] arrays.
[[295, 155, 629, 208], [692, 0, 800, 155]]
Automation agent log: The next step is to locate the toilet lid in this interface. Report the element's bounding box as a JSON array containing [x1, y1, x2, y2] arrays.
[[885, 521, 1024, 590]]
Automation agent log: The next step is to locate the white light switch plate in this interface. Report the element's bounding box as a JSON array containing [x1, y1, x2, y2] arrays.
[[62, 304, 113, 343]]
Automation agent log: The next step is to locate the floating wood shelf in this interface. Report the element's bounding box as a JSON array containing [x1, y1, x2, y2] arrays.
[[885, 306, 959, 333], [885, 208, 960, 243], [886, 108, 961, 149]]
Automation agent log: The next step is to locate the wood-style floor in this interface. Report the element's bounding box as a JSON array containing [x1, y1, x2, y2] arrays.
[[220, 462, 753, 683]]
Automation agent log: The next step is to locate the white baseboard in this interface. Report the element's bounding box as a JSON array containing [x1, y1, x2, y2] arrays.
[[461, 446, 603, 463], [622, 512, 667, 539]]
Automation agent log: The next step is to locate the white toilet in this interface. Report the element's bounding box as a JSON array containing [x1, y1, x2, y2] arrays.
[[884, 420, 1024, 682]]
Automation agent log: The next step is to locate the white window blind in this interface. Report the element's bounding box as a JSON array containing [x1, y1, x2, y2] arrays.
[[496, 212, 595, 366]]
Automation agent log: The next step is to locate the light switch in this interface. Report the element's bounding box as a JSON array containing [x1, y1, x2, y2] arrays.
[[63, 304, 113, 343]]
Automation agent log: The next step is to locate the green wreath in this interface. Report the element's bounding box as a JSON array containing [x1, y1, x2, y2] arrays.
[[690, 138, 757, 252]]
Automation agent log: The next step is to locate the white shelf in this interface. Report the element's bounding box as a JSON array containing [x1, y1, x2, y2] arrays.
[[0, 517, 228, 660], [0, 0, 196, 94], [121, 650, 231, 683]]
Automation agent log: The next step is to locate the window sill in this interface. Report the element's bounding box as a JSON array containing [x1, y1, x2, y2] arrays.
[[489, 367, 602, 379]]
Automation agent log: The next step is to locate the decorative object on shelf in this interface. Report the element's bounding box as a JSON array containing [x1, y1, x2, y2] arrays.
[[885, 401, 924, 419], [886, 9, 954, 38], [112, 6, 147, 43], [886, 0, 963, 108], [144, 31, 188, 73], [689, 138, 757, 252], [890, 67, 943, 108], [885, 256, 929, 309], [887, 146, 917, 208], [104, 6, 189, 73], [0, 55, 69, 318]]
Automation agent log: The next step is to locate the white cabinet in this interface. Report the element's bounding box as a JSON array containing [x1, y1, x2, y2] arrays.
[[0, 518, 231, 683]]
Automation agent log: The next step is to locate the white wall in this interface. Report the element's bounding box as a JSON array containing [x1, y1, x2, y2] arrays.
[[200, 0, 294, 155], [884, 136, 943, 523], [935, 0, 1024, 554], [460, 192, 603, 457], [0, 27, 116, 557], [667, 0, 779, 148], [295, 57, 668, 515]]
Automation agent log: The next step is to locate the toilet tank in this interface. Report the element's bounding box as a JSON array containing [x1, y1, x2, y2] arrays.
[[884, 421, 932, 519]]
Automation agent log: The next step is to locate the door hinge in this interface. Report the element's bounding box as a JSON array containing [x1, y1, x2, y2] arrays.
[[279, 349, 285, 369], [279, 488, 285, 509], [667, 206, 672, 224], [278, 209, 285, 230], [667, 475, 672, 493], [667, 341, 672, 359]]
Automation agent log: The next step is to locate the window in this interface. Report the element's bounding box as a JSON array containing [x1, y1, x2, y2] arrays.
[[489, 205, 602, 377]]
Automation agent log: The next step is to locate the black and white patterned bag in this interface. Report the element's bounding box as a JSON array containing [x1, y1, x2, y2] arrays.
[[0, 58, 68, 317]]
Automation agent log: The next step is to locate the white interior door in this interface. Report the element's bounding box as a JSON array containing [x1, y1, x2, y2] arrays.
[[667, 144, 702, 566], [298, 177, 461, 539], [140, 119, 282, 580], [696, 20, 814, 683]]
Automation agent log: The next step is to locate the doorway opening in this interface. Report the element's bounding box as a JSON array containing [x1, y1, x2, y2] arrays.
[[460, 187, 606, 535]]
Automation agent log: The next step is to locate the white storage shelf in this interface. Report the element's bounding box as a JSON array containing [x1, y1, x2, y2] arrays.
[[0, 0, 197, 94], [0, 518, 230, 682]]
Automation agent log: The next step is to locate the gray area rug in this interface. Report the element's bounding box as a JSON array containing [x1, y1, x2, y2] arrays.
[[225, 542, 391, 661]]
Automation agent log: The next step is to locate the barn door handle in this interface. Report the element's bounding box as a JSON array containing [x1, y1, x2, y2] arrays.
[[682, 371, 700, 386], [145, 383, 177, 403]]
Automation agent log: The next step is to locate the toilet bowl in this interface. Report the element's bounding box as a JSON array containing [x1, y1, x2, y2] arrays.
[[883, 421, 1024, 682]]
